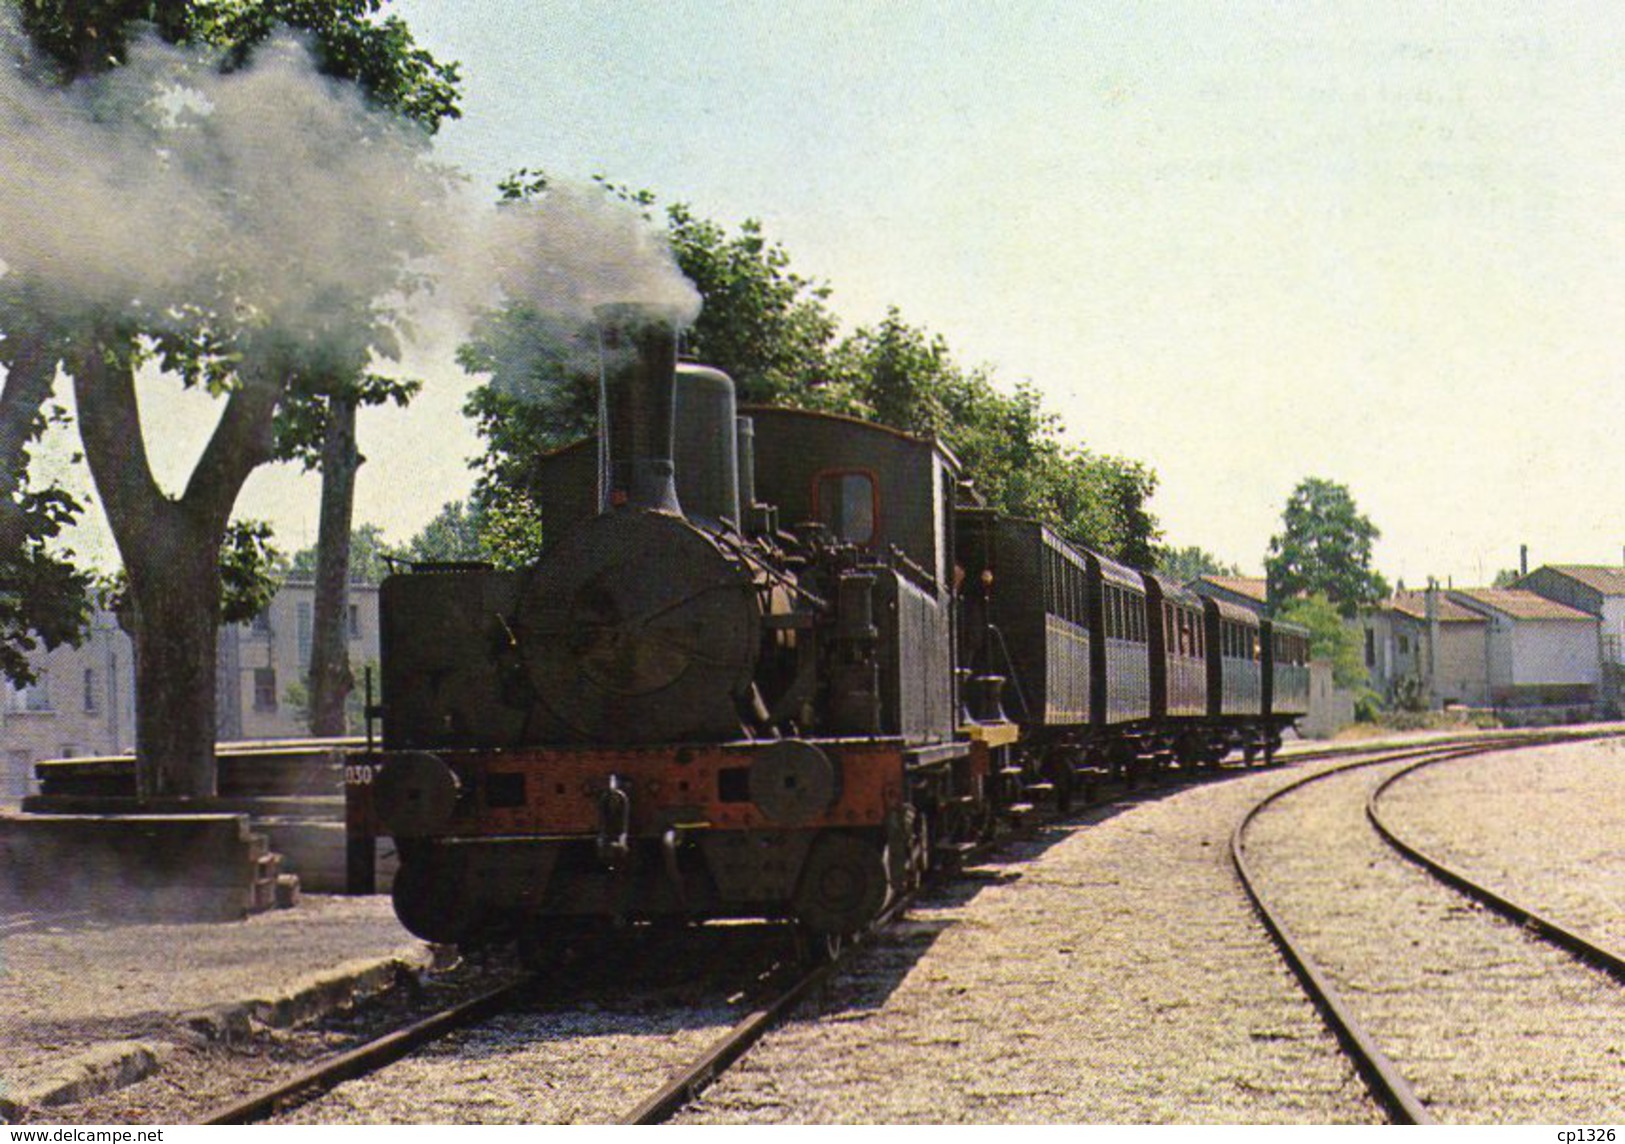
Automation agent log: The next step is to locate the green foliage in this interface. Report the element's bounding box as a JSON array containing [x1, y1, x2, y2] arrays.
[[0, 485, 93, 686], [1491, 568, 1522, 588], [1157, 544, 1242, 585], [14, 0, 461, 131], [399, 499, 487, 563], [283, 521, 397, 583], [1276, 592, 1366, 689], [217, 518, 281, 624], [1265, 477, 1389, 617], [462, 181, 1162, 569]]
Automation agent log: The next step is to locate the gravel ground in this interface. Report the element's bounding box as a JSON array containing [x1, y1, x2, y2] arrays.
[[277, 922, 797, 1124], [1244, 745, 1625, 1124], [0, 895, 424, 1083], [278, 1002, 739, 1124], [1376, 738, 1625, 950], [679, 761, 1383, 1124]]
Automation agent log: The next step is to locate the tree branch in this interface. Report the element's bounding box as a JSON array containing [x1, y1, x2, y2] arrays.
[[183, 365, 284, 532], [70, 332, 168, 553], [0, 330, 60, 552]]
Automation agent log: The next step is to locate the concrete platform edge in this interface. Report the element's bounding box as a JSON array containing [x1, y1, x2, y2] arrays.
[[4, 946, 432, 1119], [1, 1041, 170, 1121]]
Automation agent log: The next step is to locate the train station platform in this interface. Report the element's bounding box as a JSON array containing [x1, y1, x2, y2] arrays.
[[0, 895, 428, 1120]]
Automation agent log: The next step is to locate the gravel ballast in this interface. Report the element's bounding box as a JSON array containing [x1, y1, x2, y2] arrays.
[[680, 761, 1385, 1124], [1244, 741, 1625, 1124]]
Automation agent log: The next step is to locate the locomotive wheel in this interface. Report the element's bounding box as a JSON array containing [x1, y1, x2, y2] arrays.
[[792, 832, 890, 939], [392, 852, 480, 945]]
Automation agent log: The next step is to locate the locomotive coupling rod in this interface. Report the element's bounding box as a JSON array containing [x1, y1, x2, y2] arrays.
[[597, 774, 632, 868]]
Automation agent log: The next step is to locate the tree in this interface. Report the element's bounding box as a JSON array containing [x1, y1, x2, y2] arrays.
[[1158, 545, 1242, 585], [1, 2, 459, 797], [1265, 478, 1389, 617], [1276, 592, 1367, 688], [284, 523, 401, 584], [400, 500, 489, 564]]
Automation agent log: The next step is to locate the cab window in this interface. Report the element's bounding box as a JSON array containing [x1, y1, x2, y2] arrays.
[[814, 471, 877, 545]]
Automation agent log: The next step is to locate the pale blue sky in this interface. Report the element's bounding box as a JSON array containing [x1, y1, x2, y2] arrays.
[[106, 3, 1625, 584]]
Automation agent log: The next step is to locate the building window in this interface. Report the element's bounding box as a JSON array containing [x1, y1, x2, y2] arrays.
[[58, 744, 76, 759], [254, 668, 278, 712], [1398, 634, 1410, 655], [297, 602, 313, 664], [9, 672, 51, 713], [1365, 628, 1375, 668], [251, 609, 273, 636], [348, 604, 361, 640], [83, 668, 98, 713]]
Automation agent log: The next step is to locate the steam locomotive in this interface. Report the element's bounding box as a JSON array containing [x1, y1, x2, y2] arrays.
[[348, 304, 1309, 955]]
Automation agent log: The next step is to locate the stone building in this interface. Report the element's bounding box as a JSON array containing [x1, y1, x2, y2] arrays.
[[0, 610, 136, 800], [1514, 565, 1625, 711], [1447, 588, 1600, 708], [216, 581, 381, 742], [1, 581, 380, 801], [1363, 590, 1490, 708]]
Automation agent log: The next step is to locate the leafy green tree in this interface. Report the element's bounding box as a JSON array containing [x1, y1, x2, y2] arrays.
[[832, 308, 1161, 564], [1265, 477, 1389, 617], [1157, 545, 1242, 585], [1276, 592, 1366, 688], [0, 0, 458, 796], [284, 522, 401, 584], [400, 500, 489, 564], [0, 353, 92, 685], [1491, 568, 1522, 588]]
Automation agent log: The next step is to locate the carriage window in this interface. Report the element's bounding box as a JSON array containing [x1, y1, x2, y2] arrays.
[[815, 471, 876, 545]]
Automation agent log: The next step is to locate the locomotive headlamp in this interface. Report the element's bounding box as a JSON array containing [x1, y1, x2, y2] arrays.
[[981, 569, 995, 590]]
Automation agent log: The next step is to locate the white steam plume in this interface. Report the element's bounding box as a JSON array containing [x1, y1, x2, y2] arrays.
[[0, 15, 698, 373]]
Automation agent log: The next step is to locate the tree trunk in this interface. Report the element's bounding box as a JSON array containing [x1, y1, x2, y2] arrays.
[[72, 334, 280, 800], [127, 525, 222, 799], [308, 396, 360, 736]]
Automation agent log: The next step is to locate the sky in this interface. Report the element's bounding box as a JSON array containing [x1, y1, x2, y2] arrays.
[[42, 2, 1625, 587]]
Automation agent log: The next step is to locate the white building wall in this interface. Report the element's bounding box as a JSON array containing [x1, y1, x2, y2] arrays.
[[1510, 620, 1599, 686]]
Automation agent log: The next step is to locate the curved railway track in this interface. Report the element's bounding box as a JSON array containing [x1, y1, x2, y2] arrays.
[[199, 729, 1622, 1125], [1233, 730, 1625, 1125]]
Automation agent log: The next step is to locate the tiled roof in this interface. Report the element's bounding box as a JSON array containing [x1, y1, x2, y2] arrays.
[[1384, 591, 1485, 624], [1449, 588, 1596, 622], [1197, 576, 1268, 603], [1529, 565, 1625, 597]]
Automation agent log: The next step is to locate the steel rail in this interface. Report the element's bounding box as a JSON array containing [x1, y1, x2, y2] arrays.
[[1230, 741, 1506, 1126], [200, 976, 531, 1125], [1232, 729, 1623, 1126], [1368, 750, 1625, 984]]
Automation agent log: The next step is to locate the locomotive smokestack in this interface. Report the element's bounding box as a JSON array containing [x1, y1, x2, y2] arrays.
[[596, 303, 683, 514]]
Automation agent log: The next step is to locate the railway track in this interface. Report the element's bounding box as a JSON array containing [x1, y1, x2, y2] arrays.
[[196, 728, 1616, 1125], [197, 743, 1233, 1125], [203, 921, 826, 1125], [1233, 730, 1625, 1124]]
